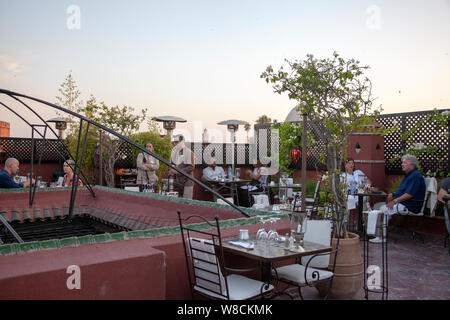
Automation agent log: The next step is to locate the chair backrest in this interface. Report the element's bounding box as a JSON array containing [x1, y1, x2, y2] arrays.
[[279, 178, 293, 199], [216, 197, 234, 205], [188, 237, 227, 297], [313, 178, 322, 201], [124, 186, 140, 192], [178, 212, 230, 300], [301, 219, 332, 268]]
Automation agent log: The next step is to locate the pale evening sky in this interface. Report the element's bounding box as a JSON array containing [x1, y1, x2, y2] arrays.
[[0, 0, 449, 142]]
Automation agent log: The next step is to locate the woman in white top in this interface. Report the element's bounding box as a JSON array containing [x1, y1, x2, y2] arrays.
[[341, 158, 366, 195], [341, 158, 369, 211]]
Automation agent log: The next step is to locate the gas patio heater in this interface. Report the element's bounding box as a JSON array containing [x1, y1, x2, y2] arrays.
[[155, 116, 187, 139], [217, 119, 249, 176], [47, 117, 70, 179]]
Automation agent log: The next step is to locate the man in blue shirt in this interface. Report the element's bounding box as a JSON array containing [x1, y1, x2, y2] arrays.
[[371, 154, 426, 243], [0, 158, 33, 188]]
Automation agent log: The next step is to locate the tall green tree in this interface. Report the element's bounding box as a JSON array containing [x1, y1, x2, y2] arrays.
[[67, 97, 147, 187], [55, 71, 83, 124], [261, 52, 380, 238]]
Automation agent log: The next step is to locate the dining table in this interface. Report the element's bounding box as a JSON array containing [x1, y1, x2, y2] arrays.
[[205, 178, 251, 205], [218, 234, 332, 298]]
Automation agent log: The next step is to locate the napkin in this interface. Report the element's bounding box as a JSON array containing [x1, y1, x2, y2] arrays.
[[228, 241, 254, 250], [426, 177, 438, 216], [347, 195, 357, 210], [367, 210, 382, 235]]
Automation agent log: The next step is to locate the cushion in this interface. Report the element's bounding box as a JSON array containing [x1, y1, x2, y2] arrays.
[[273, 264, 333, 285], [195, 274, 274, 300]]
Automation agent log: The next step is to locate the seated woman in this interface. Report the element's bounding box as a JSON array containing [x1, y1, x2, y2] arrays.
[[341, 158, 366, 195], [341, 158, 370, 232], [62, 159, 83, 187], [237, 160, 269, 207]]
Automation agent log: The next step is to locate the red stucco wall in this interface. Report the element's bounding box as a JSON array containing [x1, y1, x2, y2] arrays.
[[0, 239, 166, 299]]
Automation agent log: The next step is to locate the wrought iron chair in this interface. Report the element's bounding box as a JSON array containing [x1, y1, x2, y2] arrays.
[[291, 178, 323, 213], [271, 217, 341, 300], [441, 194, 450, 254], [177, 210, 274, 300]]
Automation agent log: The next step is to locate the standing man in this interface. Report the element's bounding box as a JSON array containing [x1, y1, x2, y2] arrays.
[[169, 135, 195, 199], [136, 142, 160, 185], [0, 158, 34, 188]]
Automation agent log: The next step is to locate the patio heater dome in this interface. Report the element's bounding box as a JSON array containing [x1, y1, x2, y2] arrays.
[[217, 119, 249, 132], [47, 117, 69, 131], [155, 116, 187, 138]]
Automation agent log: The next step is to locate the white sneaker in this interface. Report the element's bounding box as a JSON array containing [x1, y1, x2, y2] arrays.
[[369, 237, 386, 243]]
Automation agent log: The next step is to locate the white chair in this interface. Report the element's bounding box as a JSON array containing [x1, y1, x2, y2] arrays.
[[272, 219, 338, 300], [216, 197, 234, 206], [124, 186, 140, 192], [178, 212, 274, 300]]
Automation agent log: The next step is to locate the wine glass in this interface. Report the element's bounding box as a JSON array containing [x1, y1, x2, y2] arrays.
[[256, 217, 268, 240], [364, 178, 372, 193], [267, 218, 279, 242]]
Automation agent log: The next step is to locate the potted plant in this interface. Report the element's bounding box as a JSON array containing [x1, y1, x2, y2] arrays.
[[261, 52, 380, 299]]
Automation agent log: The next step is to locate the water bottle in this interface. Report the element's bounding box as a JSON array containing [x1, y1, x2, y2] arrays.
[[228, 166, 232, 180]]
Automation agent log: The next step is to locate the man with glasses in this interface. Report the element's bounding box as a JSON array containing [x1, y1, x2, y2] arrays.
[[370, 154, 426, 243]]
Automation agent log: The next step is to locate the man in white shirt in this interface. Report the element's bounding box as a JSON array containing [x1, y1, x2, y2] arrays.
[[201, 158, 226, 182]]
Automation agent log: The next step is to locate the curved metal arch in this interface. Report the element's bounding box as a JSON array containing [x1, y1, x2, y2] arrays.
[[0, 89, 250, 219]]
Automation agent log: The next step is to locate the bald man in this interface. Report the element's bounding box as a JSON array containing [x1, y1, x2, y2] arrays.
[[0, 158, 34, 188]]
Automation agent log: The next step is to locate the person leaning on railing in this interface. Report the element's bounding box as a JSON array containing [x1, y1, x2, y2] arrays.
[[0, 157, 35, 188]]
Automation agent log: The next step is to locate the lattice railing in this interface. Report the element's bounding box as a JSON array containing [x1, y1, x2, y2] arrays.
[[0, 137, 67, 163], [377, 110, 449, 174]]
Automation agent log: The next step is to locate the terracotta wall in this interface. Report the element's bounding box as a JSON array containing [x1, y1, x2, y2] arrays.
[[0, 239, 166, 299]]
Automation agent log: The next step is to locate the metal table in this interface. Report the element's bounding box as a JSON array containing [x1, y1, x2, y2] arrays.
[[355, 191, 389, 300]]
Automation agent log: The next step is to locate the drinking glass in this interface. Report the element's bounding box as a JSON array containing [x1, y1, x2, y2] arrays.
[[268, 217, 280, 242], [364, 178, 372, 193], [291, 211, 309, 247], [256, 217, 268, 240]]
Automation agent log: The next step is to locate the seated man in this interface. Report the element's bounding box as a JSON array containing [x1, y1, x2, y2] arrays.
[[437, 176, 450, 203], [237, 160, 269, 207], [371, 154, 426, 243], [437, 177, 450, 242], [0, 157, 34, 188], [201, 158, 226, 182]]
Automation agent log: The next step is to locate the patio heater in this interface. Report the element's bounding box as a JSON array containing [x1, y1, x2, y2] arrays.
[[47, 117, 69, 179], [155, 116, 187, 139], [217, 119, 249, 176]]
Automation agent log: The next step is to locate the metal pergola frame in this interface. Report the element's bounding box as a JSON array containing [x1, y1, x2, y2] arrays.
[[0, 89, 250, 243]]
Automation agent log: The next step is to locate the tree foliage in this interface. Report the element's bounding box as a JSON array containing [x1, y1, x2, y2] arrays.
[[256, 115, 272, 124], [55, 71, 83, 125], [387, 109, 450, 177], [261, 52, 380, 238]]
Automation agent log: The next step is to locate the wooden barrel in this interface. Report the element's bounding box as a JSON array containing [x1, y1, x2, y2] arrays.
[[317, 232, 364, 299]]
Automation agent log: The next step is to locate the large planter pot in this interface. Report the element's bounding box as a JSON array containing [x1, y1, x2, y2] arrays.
[[317, 232, 363, 299]]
